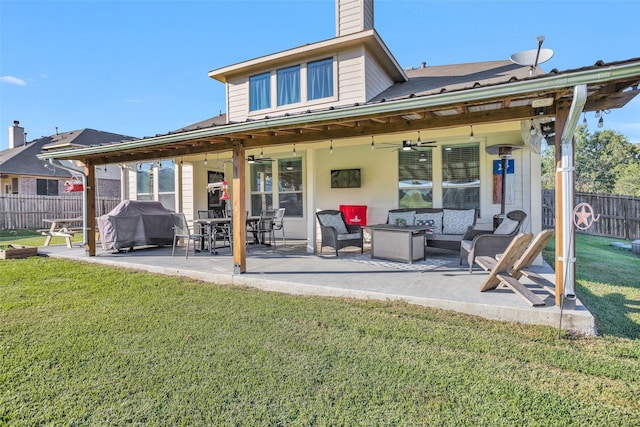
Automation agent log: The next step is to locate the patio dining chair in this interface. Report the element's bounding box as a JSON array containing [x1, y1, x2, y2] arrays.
[[316, 209, 363, 256], [272, 208, 286, 245], [172, 213, 209, 258], [257, 209, 277, 247]]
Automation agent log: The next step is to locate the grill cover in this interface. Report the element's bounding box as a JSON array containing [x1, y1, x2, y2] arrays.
[[97, 200, 176, 251]]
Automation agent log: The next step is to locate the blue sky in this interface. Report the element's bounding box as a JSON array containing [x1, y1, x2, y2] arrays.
[[1, 0, 639, 151]]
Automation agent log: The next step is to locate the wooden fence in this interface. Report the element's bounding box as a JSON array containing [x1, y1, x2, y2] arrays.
[[0, 194, 120, 230], [542, 190, 640, 240]]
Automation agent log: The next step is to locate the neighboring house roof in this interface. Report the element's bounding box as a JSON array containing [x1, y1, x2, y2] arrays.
[[1, 128, 136, 177]]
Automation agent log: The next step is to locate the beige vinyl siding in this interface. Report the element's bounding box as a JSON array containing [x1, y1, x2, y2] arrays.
[[180, 163, 195, 221], [365, 52, 394, 101], [337, 47, 365, 104], [227, 76, 249, 123], [336, 0, 373, 36]]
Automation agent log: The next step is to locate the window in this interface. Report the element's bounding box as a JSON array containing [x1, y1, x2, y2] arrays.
[[442, 144, 480, 210], [157, 160, 175, 211], [11, 177, 18, 194], [249, 72, 271, 111], [398, 149, 433, 208], [250, 158, 303, 217], [278, 158, 303, 217], [249, 161, 273, 216], [307, 58, 333, 100], [37, 179, 58, 196], [277, 65, 300, 106], [136, 162, 154, 201]]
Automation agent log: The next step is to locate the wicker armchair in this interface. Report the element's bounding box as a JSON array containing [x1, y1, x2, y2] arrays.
[[460, 210, 527, 272], [316, 209, 363, 256]]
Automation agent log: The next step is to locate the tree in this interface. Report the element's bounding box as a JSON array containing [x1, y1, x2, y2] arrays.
[[540, 126, 640, 196]]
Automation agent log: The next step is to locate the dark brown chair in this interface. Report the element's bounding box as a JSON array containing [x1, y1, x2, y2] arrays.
[[316, 209, 363, 256], [460, 210, 527, 272]]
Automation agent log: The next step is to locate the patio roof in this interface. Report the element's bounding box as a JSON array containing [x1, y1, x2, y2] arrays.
[[38, 58, 640, 165]]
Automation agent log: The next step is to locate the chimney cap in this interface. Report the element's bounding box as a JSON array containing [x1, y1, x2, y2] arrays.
[[13, 120, 20, 126]]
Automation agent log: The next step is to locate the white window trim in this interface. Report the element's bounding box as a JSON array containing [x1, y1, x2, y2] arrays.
[[246, 55, 337, 117]]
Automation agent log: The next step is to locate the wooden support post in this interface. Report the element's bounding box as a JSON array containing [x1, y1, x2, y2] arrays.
[[85, 161, 97, 256], [554, 103, 569, 307], [232, 143, 246, 274]]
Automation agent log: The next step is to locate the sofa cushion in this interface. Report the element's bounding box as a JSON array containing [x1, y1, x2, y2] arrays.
[[415, 213, 436, 228], [318, 213, 348, 234], [388, 211, 416, 226], [493, 217, 519, 235], [460, 239, 473, 252], [443, 209, 475, 235], [419, 212, 443, 234]]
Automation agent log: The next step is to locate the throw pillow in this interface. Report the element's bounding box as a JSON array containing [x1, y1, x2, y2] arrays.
[[443, 209, 475, 235], [418, 212, 443, 234], [415, 213, 436, 228], [493, 217, 519, 235], [318, 213, 348, 234], [388, 211, 416, 226]]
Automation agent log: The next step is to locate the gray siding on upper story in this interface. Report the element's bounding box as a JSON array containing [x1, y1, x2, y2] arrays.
[[365, 51, 395, 101], [227, 76, 248, 122]]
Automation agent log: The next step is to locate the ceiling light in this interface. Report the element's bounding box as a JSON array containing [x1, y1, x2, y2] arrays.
[[292, 144, 297, 156], [370, 136, 375, 150], [469, 125, 474, 141], [329, 140, 333, 154]]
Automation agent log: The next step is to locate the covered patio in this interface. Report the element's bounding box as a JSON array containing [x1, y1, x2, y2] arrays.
[[38, 241, 595, 334]]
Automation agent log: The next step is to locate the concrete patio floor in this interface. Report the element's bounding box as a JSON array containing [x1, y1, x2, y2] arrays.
[[38, 240, 596, 334]]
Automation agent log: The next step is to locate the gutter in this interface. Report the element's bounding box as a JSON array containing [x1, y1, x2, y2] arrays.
[[48, 159, 88, 247], [559, 84, 587, 308], [37, 61, 640, 161]]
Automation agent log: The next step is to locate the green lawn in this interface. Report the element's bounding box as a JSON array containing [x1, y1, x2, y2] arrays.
[[1, 231, 639, 425]]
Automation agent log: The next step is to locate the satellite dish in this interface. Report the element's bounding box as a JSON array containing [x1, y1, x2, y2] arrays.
[[510, 36, 554, 76], [510, 48, 554, 66]]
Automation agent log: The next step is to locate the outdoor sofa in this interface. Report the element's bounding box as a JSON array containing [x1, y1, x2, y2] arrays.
[[386, 208, 477, 251]]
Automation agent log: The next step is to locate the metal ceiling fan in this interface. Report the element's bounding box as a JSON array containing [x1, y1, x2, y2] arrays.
[[382, 132, 436, 151], [247, 154, 274, 164]]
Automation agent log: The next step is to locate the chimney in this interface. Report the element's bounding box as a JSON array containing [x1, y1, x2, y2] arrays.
[[8, 120, 25, 149], [336, 0, 374, 37]]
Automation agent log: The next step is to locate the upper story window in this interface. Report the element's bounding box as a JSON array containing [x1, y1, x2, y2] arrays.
[[249, 72, 271, 111], [277, 65, 300, 106], [307, 58, 333, 100]]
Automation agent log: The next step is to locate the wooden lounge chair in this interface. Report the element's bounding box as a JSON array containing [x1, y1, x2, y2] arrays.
[[476, 233, 547, 307], [509, 229, 556, 295]]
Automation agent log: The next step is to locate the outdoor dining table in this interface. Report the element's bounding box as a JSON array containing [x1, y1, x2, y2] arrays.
[[194, 216, 262, 254], [41, 217, 83, 248]]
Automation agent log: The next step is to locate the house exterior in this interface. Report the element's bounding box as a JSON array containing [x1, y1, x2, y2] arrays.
[[0, 121, 133, 198], [38, 0, 640, 304], [121, 0, 545, 240]]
